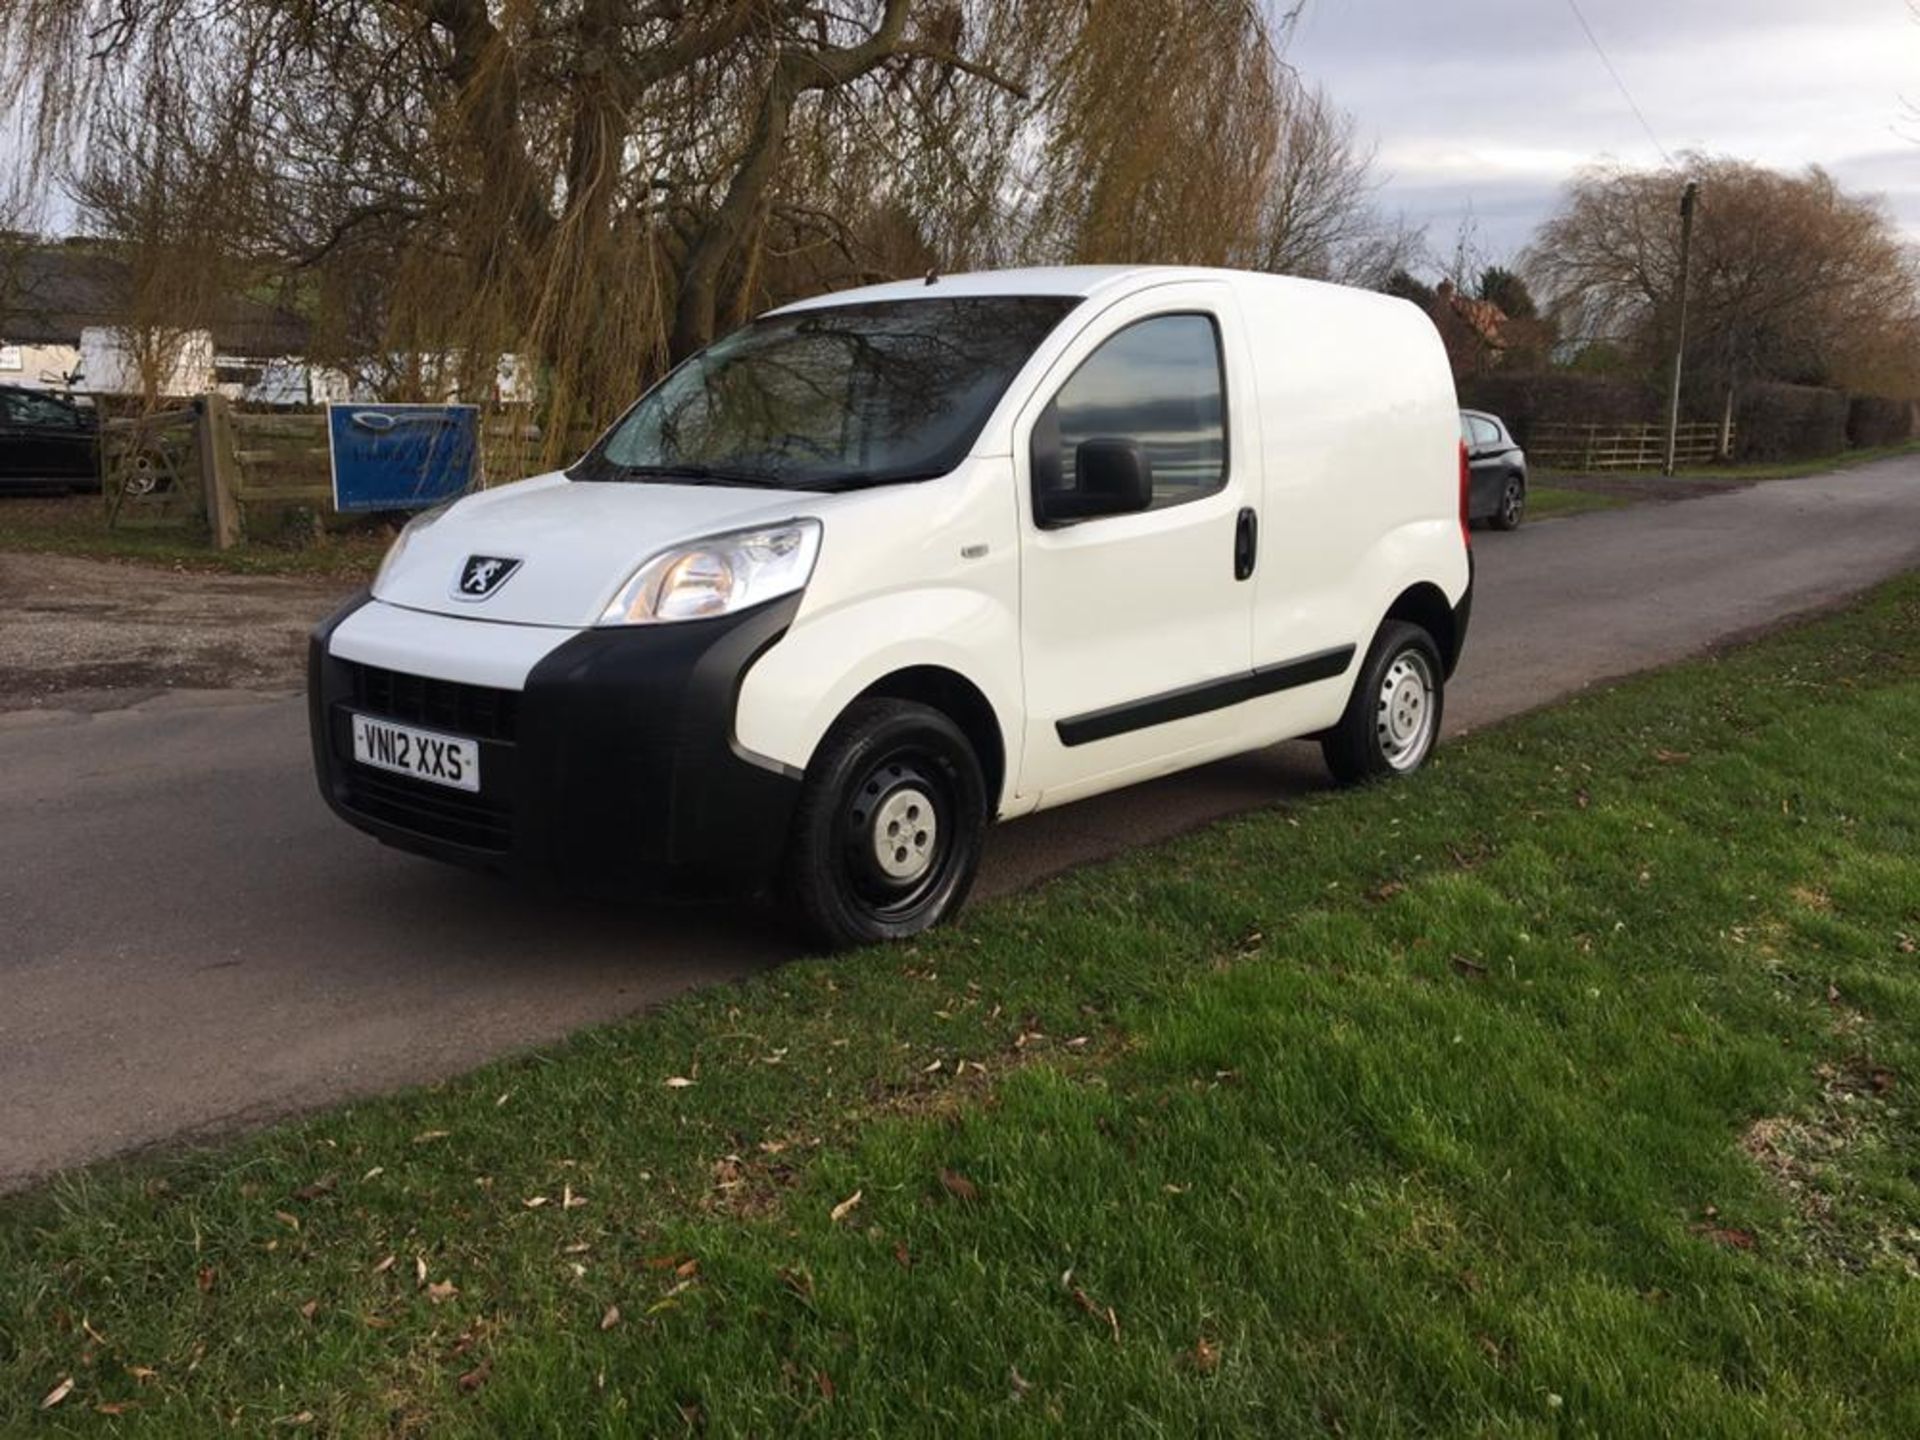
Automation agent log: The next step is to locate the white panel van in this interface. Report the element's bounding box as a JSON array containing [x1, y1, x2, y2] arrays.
[[310, 266, 1472, 947]]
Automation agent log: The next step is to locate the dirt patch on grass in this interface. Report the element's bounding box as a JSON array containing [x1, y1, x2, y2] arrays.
[[0, 551, 356, 712], [1740, 1057, 1914, 1276]]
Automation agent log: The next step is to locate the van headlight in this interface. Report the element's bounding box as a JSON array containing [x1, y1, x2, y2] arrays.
[[598, 519, 822, 625]]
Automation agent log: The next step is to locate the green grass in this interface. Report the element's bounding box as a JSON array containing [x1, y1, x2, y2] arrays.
[[0, 496, 386, 578], [1675, 440, 1920, 481], [5, 578, 1919, 1434], [1542, 440, 1920, 486], [1525, 484, 1632, 520]]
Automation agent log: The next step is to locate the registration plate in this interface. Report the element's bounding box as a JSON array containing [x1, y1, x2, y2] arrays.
[[350, 713, 481, 792]]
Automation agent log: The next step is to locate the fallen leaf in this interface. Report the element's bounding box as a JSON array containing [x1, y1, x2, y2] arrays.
[[274, 1210, 301, 1231], [830, 1189, 863, 1223], [663, 1076, 697, 1089], [939, 1168, 980, 1202], [563, 1242, 592, 1255], [1449, 955, 1489, 979], [599, 1305, 621, 1331], [1190, 1336, 1221, 1374], [674, 1258, 700, 1279], [196, 1266, 217, 1294], [361, 1167, 384, 1182], [292, 1174, 338, 1202], [457, 1361, 491, 1393], [415, 1255, 428, 1286], [299, 1300, 319, 1321], [523, 1196, 550, 1210], [426, 1280, 459, 1304], [372, 1254, 396, 1275], [41, 1377, 74, 1410], [1689, 1223, 1756, 1250], [816, 1370, 836, 1400], [1653, 748, 1691, 764], [1008, 1365, 1032, 1400], [563, 1185, 587, 1210], [273, 1411, 315, 1427], [125, 1366, 158, 1384], [893, 1240, 912, 1269], [95, 1401, 136, 1416], [412, 1129, 451, 1145]]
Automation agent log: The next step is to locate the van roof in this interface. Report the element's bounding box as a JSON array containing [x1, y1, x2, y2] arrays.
[[769, 265, 1385, 314]]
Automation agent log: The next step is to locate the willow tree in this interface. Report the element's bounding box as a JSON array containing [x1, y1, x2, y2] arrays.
[[5, 1, 1379, 446], [1526, 155, 1920, 399]]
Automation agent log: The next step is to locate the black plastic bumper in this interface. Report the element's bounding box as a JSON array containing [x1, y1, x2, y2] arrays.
[[308, 592, 804, 900]]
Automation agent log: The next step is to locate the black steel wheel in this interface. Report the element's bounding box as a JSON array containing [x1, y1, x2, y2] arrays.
[[785, 698, 986, 949]]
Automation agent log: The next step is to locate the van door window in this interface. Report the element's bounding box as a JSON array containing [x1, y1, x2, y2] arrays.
[[1033, 314, 1226, 513]]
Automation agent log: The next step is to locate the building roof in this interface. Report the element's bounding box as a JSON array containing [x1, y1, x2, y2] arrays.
[[0, 243, 311, 355]]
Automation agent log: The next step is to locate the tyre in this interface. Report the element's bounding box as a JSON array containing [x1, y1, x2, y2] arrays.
[[1320, 621, 1445, 785], [785, 698, 987, 949], [1488, 472, 1525, 531]]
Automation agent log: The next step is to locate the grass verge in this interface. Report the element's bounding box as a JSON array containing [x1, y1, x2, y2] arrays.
[[1524, 484, 1632, 520], [4, 577, 1918, 1435], [1676, 440, 1920, 482], [0, 496, 386, 579]]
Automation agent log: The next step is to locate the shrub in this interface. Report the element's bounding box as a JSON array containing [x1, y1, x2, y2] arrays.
[[1733, 383, 1848, 462], [1845, 394, 1916, 449]]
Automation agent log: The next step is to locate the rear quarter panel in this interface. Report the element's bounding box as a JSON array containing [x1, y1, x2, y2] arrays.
[[1240, 279, 1467, 728]]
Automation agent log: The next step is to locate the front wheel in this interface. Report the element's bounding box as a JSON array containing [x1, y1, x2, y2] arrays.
[[1320, 621, 1445, 785], [784, 698, 987, 950]]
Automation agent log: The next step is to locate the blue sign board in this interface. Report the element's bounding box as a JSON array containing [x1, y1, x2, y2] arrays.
[[327, 404, 480, 512]]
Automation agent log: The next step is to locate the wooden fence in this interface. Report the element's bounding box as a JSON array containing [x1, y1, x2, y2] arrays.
[[100, 395, 564, 549], [1527, 421, 1730, 472]]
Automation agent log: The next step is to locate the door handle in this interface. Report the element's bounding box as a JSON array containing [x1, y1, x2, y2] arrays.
[[1234, 507, 1258, 581]]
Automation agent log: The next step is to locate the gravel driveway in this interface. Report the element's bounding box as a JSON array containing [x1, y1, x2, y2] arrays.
[[0, 552, 351, 712]]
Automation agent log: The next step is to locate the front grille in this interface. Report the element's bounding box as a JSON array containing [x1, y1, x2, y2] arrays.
[[345, 661, 519, 743], [339, 766, 513, 853]]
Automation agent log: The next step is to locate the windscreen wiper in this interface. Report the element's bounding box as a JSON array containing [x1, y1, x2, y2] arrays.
[[612, 463, 777, 488]]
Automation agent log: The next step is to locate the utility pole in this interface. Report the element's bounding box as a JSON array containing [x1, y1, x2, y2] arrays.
[[1663, 180, 1699, 477]]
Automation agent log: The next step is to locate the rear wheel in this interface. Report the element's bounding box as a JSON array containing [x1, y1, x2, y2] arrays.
[[1320, 621, 1445, 785], [784, 698, 987, 949], [1489, 472, 1525, 530]]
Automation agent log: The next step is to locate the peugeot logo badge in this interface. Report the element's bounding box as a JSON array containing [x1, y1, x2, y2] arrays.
[[454, 554, 522, 600]]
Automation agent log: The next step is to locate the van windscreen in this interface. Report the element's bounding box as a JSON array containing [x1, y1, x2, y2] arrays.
[[575, 296, 1082, 491]]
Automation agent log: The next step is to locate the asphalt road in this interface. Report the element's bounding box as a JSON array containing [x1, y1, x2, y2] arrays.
[[4, 456, 1918, 1189]]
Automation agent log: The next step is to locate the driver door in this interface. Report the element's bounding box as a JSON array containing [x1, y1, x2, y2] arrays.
[[1013, 283, 1261, 807]]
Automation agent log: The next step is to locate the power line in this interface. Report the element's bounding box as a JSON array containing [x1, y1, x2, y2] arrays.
[[1563, 0, 1674, 165]]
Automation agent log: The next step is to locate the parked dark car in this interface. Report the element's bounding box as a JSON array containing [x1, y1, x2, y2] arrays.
[[1460, 408, 1526, 530], [0, 384, 100, 492]]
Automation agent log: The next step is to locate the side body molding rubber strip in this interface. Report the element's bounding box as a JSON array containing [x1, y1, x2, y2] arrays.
[[1055, 644, 1357, 748]]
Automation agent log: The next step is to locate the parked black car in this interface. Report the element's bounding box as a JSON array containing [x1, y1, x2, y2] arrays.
[[0, 384, 100, 491], [1460, 408, 1526, 531]]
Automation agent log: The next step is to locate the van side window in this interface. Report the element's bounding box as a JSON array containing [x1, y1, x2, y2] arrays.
[[1033, 313, 1226, 513]]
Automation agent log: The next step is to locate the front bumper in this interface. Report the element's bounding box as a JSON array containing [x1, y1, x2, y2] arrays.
[[308, 593, 803, 900]]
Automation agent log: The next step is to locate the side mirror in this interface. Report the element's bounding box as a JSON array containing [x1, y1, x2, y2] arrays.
[[1038, 437, 1154, 524]]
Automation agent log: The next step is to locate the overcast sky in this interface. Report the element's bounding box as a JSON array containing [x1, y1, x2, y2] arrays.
[[1286, 0, 1920, 270]]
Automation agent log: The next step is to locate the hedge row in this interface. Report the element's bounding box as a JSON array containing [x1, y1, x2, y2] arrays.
[[1459, 372, 1914, 465]]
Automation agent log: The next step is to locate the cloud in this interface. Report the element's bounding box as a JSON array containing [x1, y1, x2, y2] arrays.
[[1288, 0, 1920, 259]]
